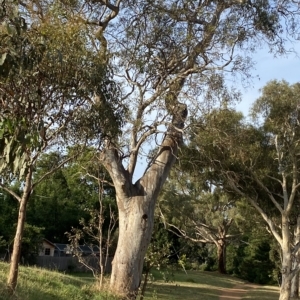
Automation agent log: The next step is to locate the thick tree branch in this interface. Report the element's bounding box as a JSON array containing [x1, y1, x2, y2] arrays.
[[0, 185, 22, 202], [99, 143, 130, 199], [286, 156, 299, 214], [252, 172, 284, 214], [226, 174, 283, 247], [32, 155, 77, 189], [167, 223, 214, 244]]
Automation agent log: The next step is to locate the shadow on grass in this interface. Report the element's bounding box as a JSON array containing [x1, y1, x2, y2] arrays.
[[243, 286, 279, 300], [142, 269, 247, 300], [151, 269, 245, 287], [145, 282, 221, 300]]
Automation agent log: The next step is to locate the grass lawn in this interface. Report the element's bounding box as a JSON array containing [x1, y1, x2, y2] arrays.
[[0, 262, 280, 300], [143, 269, 245, 300], [0, 262, 117, 300], [241, 285, 280, 300]]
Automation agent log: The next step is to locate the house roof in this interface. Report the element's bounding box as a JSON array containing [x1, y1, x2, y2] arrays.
[[78, 245, 100, 253], [54, 243, 69, 252], [78, 245, 92, 253], [43, 238, 56, 248], [44, 239, 100, 254]]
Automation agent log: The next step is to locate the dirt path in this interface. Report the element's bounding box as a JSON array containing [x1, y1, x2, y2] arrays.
[[219, 283, 258, 300]]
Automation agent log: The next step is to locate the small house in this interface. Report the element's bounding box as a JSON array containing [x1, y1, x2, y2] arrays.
[[39, 239, 56, 257], [39, 239, 100, 257]]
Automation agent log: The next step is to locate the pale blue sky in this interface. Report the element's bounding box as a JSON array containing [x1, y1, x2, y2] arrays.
[[236, 41, 300, 116], [133, 42, 300, 181]]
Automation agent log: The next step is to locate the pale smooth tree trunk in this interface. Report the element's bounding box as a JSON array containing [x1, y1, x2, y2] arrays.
[[291, 215, 300, 299], [102, 103, 187, 299], [279, 214, 292, 300], [109, 193, 155, 298], [7, 169, 32, 293]]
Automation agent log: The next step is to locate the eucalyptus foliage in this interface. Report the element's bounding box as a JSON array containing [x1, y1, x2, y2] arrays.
[[0, 0, 126, 179]]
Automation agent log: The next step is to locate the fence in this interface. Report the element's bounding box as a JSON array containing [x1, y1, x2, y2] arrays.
[[36, 256, 112, 273]]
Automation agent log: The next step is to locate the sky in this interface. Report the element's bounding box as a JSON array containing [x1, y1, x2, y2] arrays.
[[133, 40, 300, 181], [236, 41, 300, 116]]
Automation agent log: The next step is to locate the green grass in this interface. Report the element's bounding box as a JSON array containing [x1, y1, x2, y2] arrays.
[[0, 262, 118, 300], [143, 269, 246, 300], [0, 262, 280, 300], [241, 285, 279, 300]]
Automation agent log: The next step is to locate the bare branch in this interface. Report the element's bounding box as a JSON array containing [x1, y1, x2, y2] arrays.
[[32, 154, 78, 190], [0, 184, 22, 202], [252, 172, 284, 214], [227, 176, 283, 247]]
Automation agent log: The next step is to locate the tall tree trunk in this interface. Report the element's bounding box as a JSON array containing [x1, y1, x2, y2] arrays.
[[7, 169, 32, 293], [109, 193, 155, 298], [291, 215, 300, 299], [103, 103, 188, 299], [279, 214, 292, 300], [216, 241, 226, 274]]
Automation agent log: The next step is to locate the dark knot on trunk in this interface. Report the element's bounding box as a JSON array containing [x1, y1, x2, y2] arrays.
[[166, 102, 188, 142], [172, 103, 188, 125]]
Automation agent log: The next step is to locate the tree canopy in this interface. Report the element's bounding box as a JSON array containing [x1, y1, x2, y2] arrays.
[[1, 0, 300, 298]]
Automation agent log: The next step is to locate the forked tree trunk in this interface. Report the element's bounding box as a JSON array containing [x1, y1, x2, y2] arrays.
[[108, 146, 177, 298], [102, 103, 188, 299], [7, 169, 32, 293]]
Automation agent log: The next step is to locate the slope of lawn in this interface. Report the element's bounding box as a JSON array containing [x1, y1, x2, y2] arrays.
[[0, 262, 118, 300], [242, 285, 280, 300], [144, 269, 250, 300], [0, 262, 280, 300]]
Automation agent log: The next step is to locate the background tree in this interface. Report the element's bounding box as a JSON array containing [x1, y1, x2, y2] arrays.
[[187, 81, 300, 300], [227, 223, 277, 284], [27, 151, 92, 242], [0, 0, 124, 292], [159, 171, 244, 274], [66, 152, 118, 289]]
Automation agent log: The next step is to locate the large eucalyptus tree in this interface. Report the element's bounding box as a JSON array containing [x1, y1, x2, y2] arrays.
[[2, 0, 300, 298], [88, 1, 300, 297], [58, 1, 300, 298], [159, 173, 242, 275]]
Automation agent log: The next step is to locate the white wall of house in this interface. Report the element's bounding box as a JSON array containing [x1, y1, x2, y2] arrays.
[[39, 241, 55, 257]]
